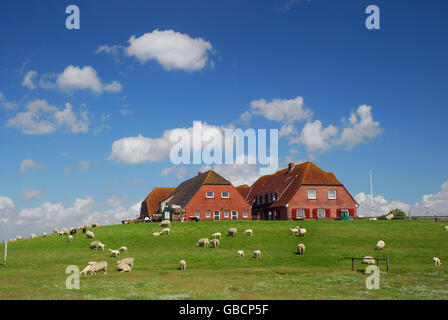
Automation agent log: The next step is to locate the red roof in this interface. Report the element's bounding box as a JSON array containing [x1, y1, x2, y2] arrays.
[[236, 184, 251, 200]]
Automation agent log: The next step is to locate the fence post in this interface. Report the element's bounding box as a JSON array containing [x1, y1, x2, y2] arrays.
[[3, 240, 7, 266], [386, 256, 389, 272]]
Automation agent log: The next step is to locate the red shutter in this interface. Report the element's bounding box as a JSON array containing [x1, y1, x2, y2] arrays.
[[291, 208, 297, 219], [336, 209, 341, 218], [325, 208, 329, 218], [312, 209, 318, 218], [305, 209, 310, 218], [349, 209, 354, 217]]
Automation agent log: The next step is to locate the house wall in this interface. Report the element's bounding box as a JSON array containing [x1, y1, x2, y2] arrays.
[[185, 184, 252, 220], [288, 185, 357, 219]]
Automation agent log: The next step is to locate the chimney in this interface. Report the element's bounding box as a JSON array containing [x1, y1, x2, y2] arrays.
[[198, 171, 202, 176], [288, 162, 294, 172]]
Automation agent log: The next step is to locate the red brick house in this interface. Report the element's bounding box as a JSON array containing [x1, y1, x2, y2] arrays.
[[139, 187, 176, 220], [244, 162, 358, 220], [163, 170, 252, 221]]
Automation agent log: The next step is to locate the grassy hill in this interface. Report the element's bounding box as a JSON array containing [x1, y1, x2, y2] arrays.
[[0, 220, 447, 300]]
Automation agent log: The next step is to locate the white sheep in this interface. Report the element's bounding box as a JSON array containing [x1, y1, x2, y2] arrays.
[[297, 243, 306, 255], [16, 236, 23, 240], [53, 228, 59, 234], [8, 238, 16, 242], [244, 229, 253, 236], [57, 231, 64, 236], [68, 235, 73, 242], [41, 232, 47, 238], [119, 246, 128, 252], [89, 261, 108, 275], [298, 228, 307, 237], [62, 228, 69, 235], [160, 228, 171, 235], [109, 249, 120, 258], [375, 240, 385, 250], [80, 265, 93, 276], [237, 250, 245, 259], [433, 257, 442, 266], [160, 220, 171, 228], [90, 240, 100, 249], [212, 232, 221, 239], [290, 228, 299, 236], [226, 227, 237, 237], [69, 227, 75, 233], [92, 222, 99, 228], [117, 263, 131, 272], [179, 259, 187, 271], [30, 233, 36, 238], [253, 250, 262, 259], [96, 242, 105, 251], [444, 226, 448, 231], [153, 232, 161, 237], [385, 214, 394, 220], [362, 256, 376, 265], [86, 231, 95, 239], [369, 217, 378, 221], [117, 258, 134, 269], [197, 238, 210, 248], [210, 239, 220, 248]]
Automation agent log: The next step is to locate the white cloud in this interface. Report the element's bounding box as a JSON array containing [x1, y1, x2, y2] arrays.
[[22, 70, 38, 90], [411, 181, 448, 216], [105, 195, 124, 208], [0, 92, 18, 110], [22, 188, 43, 201], [161, 166, 188, 179], [19, 159, 44, 174], [125, 30, 214, 71], [290, 120, 339, 153], [104, 81, 123, 93], [56, 65, 103, 93], [79, 160, 91, 171], [279, 124, 297, 138], [355, 192, 410, 217]]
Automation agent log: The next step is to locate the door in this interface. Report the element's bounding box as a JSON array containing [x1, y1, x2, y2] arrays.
[[214, 210, 220, 220]]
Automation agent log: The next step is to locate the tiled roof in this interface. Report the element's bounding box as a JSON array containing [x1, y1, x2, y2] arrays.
[[142, 187, 176, 216], [246, 162, 344, 207], [236, 184, 250, 200]]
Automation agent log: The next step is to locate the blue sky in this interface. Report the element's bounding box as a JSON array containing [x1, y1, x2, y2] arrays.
[[1, 0, 448, 240]]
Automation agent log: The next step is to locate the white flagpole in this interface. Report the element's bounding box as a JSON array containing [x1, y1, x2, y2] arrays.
[[370, 168, 374, 218]]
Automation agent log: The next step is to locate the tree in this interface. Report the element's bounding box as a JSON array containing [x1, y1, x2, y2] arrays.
[[388, 208, 406, 217]]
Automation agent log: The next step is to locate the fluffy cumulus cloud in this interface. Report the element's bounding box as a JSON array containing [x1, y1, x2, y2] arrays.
[[22, 188, 43, 201], [291, 120, 339, 153], [355, 192, 410, 217], [22, 70, 38, 90], [105, 195, 125, 208], [104, 80, 123, 92], [19, 159, 44, 174], [161, 166, 188, 179], [7, 100, 90, 135]]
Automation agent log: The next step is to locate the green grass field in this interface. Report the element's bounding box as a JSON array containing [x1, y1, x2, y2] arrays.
[[1, 220, 447, 300]]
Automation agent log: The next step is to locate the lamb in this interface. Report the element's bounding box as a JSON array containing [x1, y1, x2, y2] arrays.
[[117, 263, 131, 272], [297, 243, 306, 255], [212, 232, 222, 239], [68, 235, 73, 242], [109, 249, 120, 257], [179, 259, 187, 271], [41, 232, 47, 238], [117, 258, 134, 269], [210, 239, 220, 248], [433, 257, 442, 266], [90, 240, 100, 249], [196, 238, 210, 248], [86, 231, 95, 239], [237, 250, 245, 259], [92, 222, 99, 228], [290, 228, 299, 236], [53, 228, 59, 234], [16, 236, 23, 240], [385, 213, 394, 220], [253, 250, 262, 259], [30, 233, 36, 238], [153, 232, 161, 237], [226, 227, 237, 237], [160, 220, 171, 228], [362, 256, 376, 265], [298, 228, 307, 237], [244, 229, 253, 236], [160, 228, 171, 235], [119, 246, 128, 252], [375, 240, 385, 250], [89, 261, 108, 275]]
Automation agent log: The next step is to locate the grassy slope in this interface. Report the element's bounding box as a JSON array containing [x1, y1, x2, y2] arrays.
[[0, 220, 447, 300]]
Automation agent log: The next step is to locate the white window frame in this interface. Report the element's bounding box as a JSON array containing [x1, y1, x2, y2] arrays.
[[308, 189, 317, 200], [206, 210, 211, 218], [328, 189, 337, 200], [214, 210, 220, 220], [224, 210, 230, 218], [195, 210, 200, 218], [206, 192, 214, 199], [297, 209, 305, 219], [221, 191, 230, 199], [243, 210, 248, 218], [231, 210, 238, 220], [317, 209, 326, 218]]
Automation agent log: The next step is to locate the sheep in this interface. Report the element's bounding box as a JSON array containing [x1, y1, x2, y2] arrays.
[[96, 242, 105, 251], [385, 214, 394, 220], [86, 231, 95, 239], [119, 246, 128, 252], [179, 259, 187, 271], [82, 226, 87, 233], [237, 250, 245, 259], [62, 228, 69, 235], [90, 240, 100, 249], [226, 227, 237, 237], [160, 220, 171, 228], [444, 226, 448, 231], [80, 265, 93, 276], [88, 261, 98, 266], [210, 239, 220, 248], [244, 229, 253, 236], [92, 222, 99, 228], [53, 228, 59, 234], [433, 257, 442, 266], [89, 261, 108, 275], [253, 250, 262, 259], [117, 258, 134, 269], [30, 233, 36, 238], [8, 238, 16, 242], [212, 232, 222, 239], [196, 238, 209, 248], [298, 228, 307, 237], [117, 263, 131, 272], [362, 256, 376, 265], [369, 217, 377, 221], [68, 235, 73, 242], [160, 228, 171, 235], [70, 228, 77, 235], [153, 232, 161, 237], [16, 236, 23, 241], [57, 231, 64, 236], [109, 249, 120, 258], [297, 243, 306, 255], [290, 228, 299, 236], [375, 240, 385, 250], [41, 232, 47, 238], [69, 226, 75, 233]]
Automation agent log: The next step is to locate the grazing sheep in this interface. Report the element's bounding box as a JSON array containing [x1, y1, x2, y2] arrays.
[[210, 239, 220, 248], [41, 232, 47, 238], [30, 233, 36, 238], [86, 231, 95, 239], [117, 258, 134, 269], [179, 259, 187, 271], [196, 238, 210, 248], [82, 226, 87, 233], [117, 263, 131, 272], [362, 256, 376, 265], [244, 229, 253, 236], [385, 214, 394, 220], [80, 265, 93, 276], [160, 228, 171, 235], [212, 232, 221, 239], [53, 228, 59, 234], [92, 222, 99, 228], [70, 228, 77, 235], [89, 261, 108, 275], [153, 232, 161, 237], [298, 228, 307, 237], [433, 257, 442, 266], [88, 261, 98, 266], [444, 226, 448, 231], [96, 242, 105, 251], [226, 227, 237, 237], [16, 236, 23, 241], [69, 227, 75, 233], [68, 235, 73, 242], [57, 231, 64, 236], [62, 228, 69, 235], [375, 240, 385, 250], [297, 243, 306, 255], [290, 228, 299, 236], [160, 220, 171, 228], [119, 246, 128, 252], [237, 250, 245, 259], [90, 240, 100, 249], [253, 250, 262, 259], [109, 249, 120, 257]]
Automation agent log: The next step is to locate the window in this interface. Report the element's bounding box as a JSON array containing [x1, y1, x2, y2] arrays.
[[194, 210, 200, 218], [224, 210, 230, 218], [206, 192, 214, 198], [317, 209, 326, 218], [243, 210, 248, 218], [296, 209, 305, 219], [308, 189, 317, 200], [206, 210, 211, 218], [221, 192, 230, 198], [328, 189, 337, 199], [214, 210, 220, 220], [272, 192, 277, 202], [265, 194, 269, 203], [232, 210, 238, 220]]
